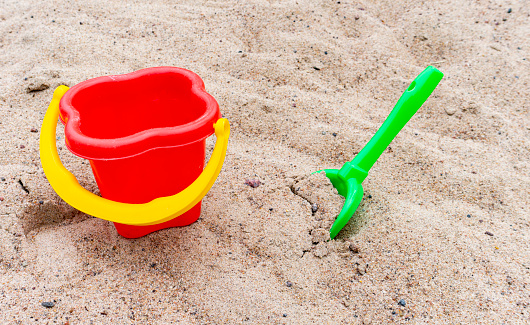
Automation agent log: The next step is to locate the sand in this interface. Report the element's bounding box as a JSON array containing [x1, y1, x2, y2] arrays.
[[1, 0, 529, 324]]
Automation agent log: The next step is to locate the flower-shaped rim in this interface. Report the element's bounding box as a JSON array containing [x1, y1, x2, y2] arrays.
[[59, 67, 220, 160]]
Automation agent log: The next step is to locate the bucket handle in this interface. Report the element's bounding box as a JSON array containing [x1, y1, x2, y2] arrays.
[[40, 85, 230, 226]]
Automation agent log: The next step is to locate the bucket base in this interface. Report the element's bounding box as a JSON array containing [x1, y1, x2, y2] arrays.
[[113, 203, 201, 239]]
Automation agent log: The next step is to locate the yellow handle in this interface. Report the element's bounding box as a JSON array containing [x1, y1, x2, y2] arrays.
[[39, 85, 230, 226]]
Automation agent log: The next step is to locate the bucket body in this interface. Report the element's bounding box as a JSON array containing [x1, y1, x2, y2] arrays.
[[90, 140, 206, 238], [58, 67, 221, 238]]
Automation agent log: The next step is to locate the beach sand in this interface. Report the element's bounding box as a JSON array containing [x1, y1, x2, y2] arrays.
[[0, 0, 529, 323]]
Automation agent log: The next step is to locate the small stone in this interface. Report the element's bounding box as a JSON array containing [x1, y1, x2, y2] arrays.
[[19, 145, 25, 149], [311, 203, 318, 213], [355, 263, 367, 275], [332, 132, 337, 137], [41, 301, 55, 308], [444, 106, 457, 115], [245, 179, 261, 188], [398, 299, 406, 307], [485, 231, 494, 236], [507, 8, 512, 13], [349, 243, 360, 253], [283, 313, 287, 317], [39, 200, 44, 204], [467, 214, 471, 218], [286, 281, 293, 287], [0, 177, 5, 181], [311, 228, 329, 244], [30, 128, 38, 133], [0, 197, 4, 201]]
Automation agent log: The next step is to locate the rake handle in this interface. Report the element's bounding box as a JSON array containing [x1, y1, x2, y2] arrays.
[[351, 66, 443, 173]]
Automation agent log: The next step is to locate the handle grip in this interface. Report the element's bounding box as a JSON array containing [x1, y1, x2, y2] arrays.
[[351, 66, 443, 172], [40, 86, 230, 226]]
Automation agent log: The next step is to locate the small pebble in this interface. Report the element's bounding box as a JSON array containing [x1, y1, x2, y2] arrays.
[[444, 106, 457, 115], [286, 281, 293, 287], [485, 231, 494, 236], [332, 132, 337, 137], [39, 200, 44, 204], [19, 145, 25, 149], [467, 214, 471, 218], [41, 302, 55, 308], [245, 179, 261, 188], [398, 299, 406, 307], [311, 203, 318, 213], [30, 128, 38, 133], [507, 8, 512, 13], [283, 313, 287, 317], [0, 197, 4, 201], [349, 243, 360, 253], [1, 177, 5, 181]]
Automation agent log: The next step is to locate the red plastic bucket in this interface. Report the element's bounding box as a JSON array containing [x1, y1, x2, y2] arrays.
[[58, 67, 221, 238]]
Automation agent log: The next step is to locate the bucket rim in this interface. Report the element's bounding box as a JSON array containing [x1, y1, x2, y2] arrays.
[[59, 67, 220, 160]]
